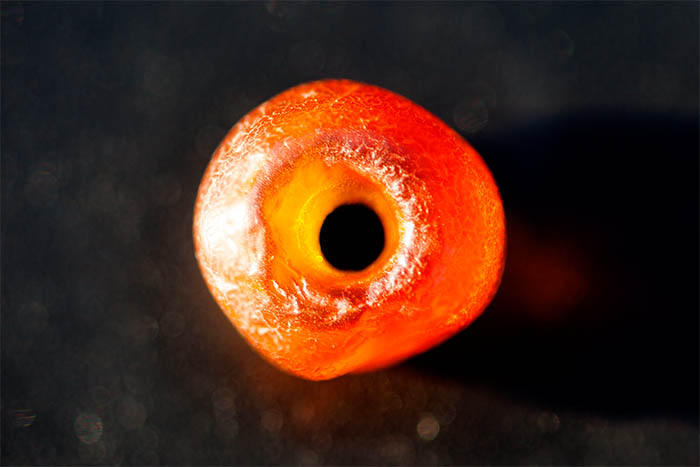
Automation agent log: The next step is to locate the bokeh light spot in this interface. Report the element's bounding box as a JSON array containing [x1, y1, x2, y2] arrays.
[[416, 414, 440, 441], [74, 413, 103, 445]]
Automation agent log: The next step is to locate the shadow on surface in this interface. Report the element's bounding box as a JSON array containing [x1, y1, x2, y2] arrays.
[[410, 112, 699, 420]]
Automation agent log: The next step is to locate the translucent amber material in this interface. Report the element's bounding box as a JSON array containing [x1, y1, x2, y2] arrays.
[[194, 80, 505, 380]]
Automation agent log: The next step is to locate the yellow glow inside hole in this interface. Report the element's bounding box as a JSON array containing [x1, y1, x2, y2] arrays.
[[262, 156, 401, 290]]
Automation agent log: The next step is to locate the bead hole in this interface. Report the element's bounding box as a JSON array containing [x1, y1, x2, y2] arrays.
[[320, 203, 385, 271]]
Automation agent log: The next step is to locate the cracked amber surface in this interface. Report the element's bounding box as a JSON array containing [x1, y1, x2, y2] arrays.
[[194, 79, 505, 380]]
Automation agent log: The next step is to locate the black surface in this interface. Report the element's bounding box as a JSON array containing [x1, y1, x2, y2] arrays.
[[2, 2, 698, 465]]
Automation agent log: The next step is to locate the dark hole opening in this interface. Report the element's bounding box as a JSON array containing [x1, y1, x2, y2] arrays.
[[319, 203, 385, 271]]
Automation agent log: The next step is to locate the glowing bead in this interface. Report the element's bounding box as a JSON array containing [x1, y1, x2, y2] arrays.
[[194, 79, 505, 380]]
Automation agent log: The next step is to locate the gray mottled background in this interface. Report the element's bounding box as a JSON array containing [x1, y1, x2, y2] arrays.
[[2, 2, 698, 465]]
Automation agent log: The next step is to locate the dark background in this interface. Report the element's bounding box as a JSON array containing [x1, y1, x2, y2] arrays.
[[2, 2, 698, 465]]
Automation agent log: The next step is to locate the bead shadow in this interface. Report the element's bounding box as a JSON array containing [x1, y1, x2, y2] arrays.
[[409, 112, 699, 419]]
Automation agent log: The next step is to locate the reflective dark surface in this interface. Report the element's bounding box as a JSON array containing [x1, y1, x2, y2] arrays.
[[2, 2, 698, 465]]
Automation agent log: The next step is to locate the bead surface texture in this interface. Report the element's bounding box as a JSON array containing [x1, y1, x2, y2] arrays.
[[194, 79, 506, 380]]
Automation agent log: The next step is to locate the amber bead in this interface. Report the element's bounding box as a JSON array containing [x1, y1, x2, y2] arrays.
[[194, 80, 505, 380]]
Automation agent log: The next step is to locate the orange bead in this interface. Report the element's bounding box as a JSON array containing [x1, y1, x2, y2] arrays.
[[193, 79, 505, 380]]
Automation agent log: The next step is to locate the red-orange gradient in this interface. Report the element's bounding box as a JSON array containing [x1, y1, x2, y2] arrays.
[[194, 80, 505, 380]]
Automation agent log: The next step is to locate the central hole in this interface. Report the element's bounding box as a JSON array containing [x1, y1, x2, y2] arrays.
[[319, 203, 385, 271]]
